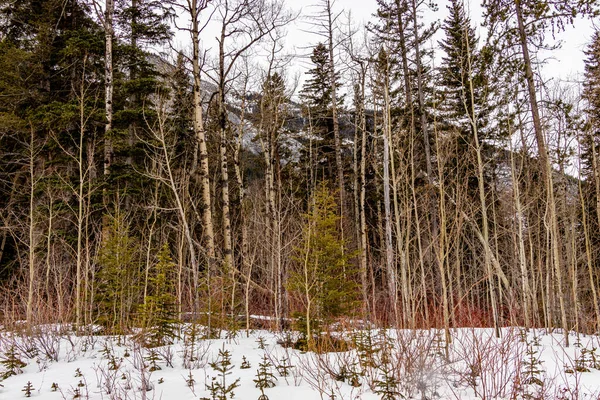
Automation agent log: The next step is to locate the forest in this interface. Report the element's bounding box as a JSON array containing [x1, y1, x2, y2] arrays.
[[1, 0, 600, 352]]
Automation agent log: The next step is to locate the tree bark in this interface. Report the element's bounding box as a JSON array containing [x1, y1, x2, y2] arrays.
[[190, 0, 216, 322], [515, 0, 568, 345]]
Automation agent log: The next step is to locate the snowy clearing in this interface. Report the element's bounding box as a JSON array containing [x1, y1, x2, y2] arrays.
[[1, 325, 600, 399]]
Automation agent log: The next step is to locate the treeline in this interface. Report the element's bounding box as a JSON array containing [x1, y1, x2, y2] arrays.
[[1, 0, 600, 342]]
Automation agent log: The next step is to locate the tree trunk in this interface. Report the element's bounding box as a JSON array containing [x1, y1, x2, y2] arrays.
[[104, 0, 114, 181], [190, 0, 215, 321], [515, 0, 568, 345], [26, 128, 37, 324], [381, 66, 398, 326], [464, 32, 500, 338], [325, 0, 345, 218]]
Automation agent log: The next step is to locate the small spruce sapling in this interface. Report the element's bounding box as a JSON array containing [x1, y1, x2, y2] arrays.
[[254, 355, 277, 400], [520, 336, 545, 399], [186, 371, 195, 388], [95, 213, 140, 333], [254, 355, 277, 389], [182, 324, 200, 369], [374, 363, 403, 400], [22, 381, 34, 397], [145, 349, 162, 371], [572, 346, 599, 372], [353, 330, 380, 370], [139, 243, 179, 347], [276, 357, 293, 377], [240, 356, 251, 369], [1, 346, 27, 380], [335, 364, 361, 387], [207, 344, 240, 400]]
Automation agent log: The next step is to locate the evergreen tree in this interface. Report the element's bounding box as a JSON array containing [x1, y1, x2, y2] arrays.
[[436, 0, 498, 279], [582, 31, 600, 179], [581, 30, 600, 292], [169, 51, 195, 166], [438, 0, 487, 140], [139, 243, 179, 347], [108, 0, 172, 201], [95, 211, 141, 333], [0, 0, 105, 294], [299, 43, 343, 182], [289, 183, 359, 346]]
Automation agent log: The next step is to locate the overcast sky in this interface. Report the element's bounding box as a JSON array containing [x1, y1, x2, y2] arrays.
[[287, 0, 597, 80], [172, 0, 598, 96]]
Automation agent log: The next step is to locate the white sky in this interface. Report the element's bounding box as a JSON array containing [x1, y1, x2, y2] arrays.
[[171, 0, 598, 96]]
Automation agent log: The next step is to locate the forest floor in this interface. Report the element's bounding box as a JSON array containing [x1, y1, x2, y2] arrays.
[[1, 323, 600, 399]]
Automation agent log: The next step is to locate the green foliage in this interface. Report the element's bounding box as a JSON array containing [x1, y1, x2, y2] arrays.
[[438, 0, 489, 135], [253, 355, 276, 400], [353, 330, 382, 369], [299, 44, 343, 178], [289, 183, 360, 344], [275, 358, 293, 377], [100, 342, 121, 370], [520, 334, 545, 399], [207, 344, 240, 400], [0, 346, 27, 380], [374, 363, 403, 400], [94, 212, 141, 333], [334, 364, 361, 387], [253, 354, 277, 389], [566, 345, 600, 374], [145, 349, 162, 372], [182, 324, 203, 369], [22, 381, 34, 397], [138, 243, 179, 347], [256, 336, 267, 350], [240, 356, 251, 369], [0, 0, 105, 286]]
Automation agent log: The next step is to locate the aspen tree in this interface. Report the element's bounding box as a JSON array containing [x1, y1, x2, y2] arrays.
[[377, 48, 398, 326], [484, 0, 598, 345]]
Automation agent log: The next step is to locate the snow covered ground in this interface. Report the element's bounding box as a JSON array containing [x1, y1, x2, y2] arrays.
[[1, 324, 600, 399]]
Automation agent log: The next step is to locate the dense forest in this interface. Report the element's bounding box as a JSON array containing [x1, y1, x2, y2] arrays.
[[1, 0, 600, 347]]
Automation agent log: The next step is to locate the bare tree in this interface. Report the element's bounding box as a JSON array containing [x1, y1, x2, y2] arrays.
[[206, 0, 294, 321]]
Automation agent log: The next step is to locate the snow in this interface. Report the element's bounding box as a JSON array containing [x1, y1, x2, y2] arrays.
[[1, 324, 600, 399]]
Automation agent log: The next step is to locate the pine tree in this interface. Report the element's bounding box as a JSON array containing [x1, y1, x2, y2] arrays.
[[438, 0, 501, 191], [369, 0, 438, 172], [0, 0, 105, 319], [95, 211, 141, 333], [169, 51, 195, 167], [582, 31, 600, 181], [438, 0, 487, 141], [253, 355, 277, 389], [207, 345, 241, 400], [0, 346, 27, 380], [299, 43, 343, 181], [289, 183, 359, 347], [581, 31, 600, 321], [21, 381, 34, 397], [138, 243, 179, 347], [108, 0, 172, 200]]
